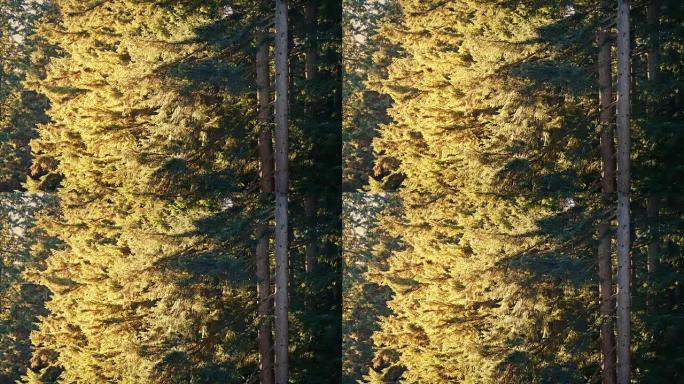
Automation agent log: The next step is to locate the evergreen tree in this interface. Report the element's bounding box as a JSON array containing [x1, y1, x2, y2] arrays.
[[342, 0, 395, 192], [358, 0, 684, 382], [255, 1, 275, 382], [0, 0, 49, 193], [26, 1, 259, 382], [597, 0, 617, 382], [18, 0, 345, 382], [341, 192, 393, 383], [285, 1, 343, 381], [0, 193, 55, 383]]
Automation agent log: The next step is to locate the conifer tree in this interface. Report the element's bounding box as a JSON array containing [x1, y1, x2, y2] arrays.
[[367, 1, 601, 381], [0, 193, 55, 383], [355, 0, 683, 383], [342, 0, 395, 192], [0, 0, 49, 193], [287, 1, 344, 380], [1, 0, 345, 382], [26, 1, 258, 381], [341, 1, 397, 382], [256, 1, 275, 382], [597, 1, 617, 382], [359, 0, 663, 382]]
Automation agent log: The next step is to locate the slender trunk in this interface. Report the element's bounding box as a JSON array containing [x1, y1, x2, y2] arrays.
[[304, 1, 318, 275], [598, 1, 617, 381], [256, 12, 275, 384], [646, 0, 660, 285], [615, 1, 632, 382], [274, 0, 289, 382]]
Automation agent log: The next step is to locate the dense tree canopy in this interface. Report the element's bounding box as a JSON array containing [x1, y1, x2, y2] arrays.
[[346, 0, 684, 383], [2, 0, 342, 382]]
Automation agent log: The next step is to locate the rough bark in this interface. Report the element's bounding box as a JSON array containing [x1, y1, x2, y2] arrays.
[[598, 1, 617, 381], [256, 11, 275, 384], [615, 0, 632, 382], [274, 0, 289, 382]]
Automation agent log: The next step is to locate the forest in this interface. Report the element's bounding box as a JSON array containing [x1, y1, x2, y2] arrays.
[[1, 0, 341, 383], [1, 0, 682, 383], [343, 0, 683, 383]]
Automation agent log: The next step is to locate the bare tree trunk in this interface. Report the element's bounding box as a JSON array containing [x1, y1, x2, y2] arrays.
[[274, 0, 289, 382], [256, 10, 275, 383], [615, 0, 632, 382], [646, 0, 660, 285], [598, 1, 617, 381], [304, 1, 318, 275]]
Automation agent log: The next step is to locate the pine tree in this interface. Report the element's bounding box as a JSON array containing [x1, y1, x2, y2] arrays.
[[0, 193, 55, 383], [0, 0, 49, 193], [366, 1, 615, 381], [342, 192, 393, 383], [255, 1, 276, 382], [342, 0, 395, 192], [358, 0, 684, 382], [27, 1, 258, 382], [597, 1, 617, 382], [287, 1, 344, 381]]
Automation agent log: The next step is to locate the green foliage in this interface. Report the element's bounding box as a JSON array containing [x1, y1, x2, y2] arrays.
[[342, 0, 396, 192], [285, 1, 344, 382], [342, 192, 394, 383], [0, 0, 50, 192], [0, 193, 55, 383]]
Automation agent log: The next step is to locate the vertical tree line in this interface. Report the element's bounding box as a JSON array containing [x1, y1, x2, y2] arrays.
[[255, 2, 275, 383], [597, 1, 617, 382]]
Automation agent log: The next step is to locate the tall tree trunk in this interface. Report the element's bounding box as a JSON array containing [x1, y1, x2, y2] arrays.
[[304, 1, 319, 275], [646, 0, 660, 286], [598, 1, 617, 381], [274, 0, 289, 382], [615, 0, 632, 382], [256, 9, 275, 383]]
